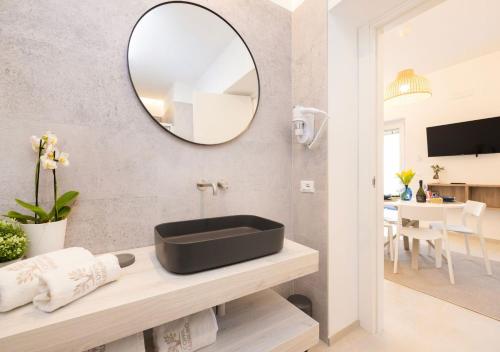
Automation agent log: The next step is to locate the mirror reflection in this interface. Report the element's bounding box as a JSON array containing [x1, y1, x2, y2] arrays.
[[128, 2, 259, 145]]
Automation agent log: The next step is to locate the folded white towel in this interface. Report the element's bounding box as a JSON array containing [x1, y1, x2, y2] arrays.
[[0, 247, 94, 312], [153, 309, 218, 352], [33, 254, 121, 312], [85, 332, 145, 352]]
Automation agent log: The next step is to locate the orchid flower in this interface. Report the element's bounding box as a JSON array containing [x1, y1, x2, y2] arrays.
[[30, 136, 43, 152], [6, 131, 78, 224], [40, 154, 58, 170], [58, 152, 70, 167], [42, 131, 58, 146], [39, 144, 70, 170]]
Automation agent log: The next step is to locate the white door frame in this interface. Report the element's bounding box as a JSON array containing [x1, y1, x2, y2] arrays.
[[357, 0, 443, 334]]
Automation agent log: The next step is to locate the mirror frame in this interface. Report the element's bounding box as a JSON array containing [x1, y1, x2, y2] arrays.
[[127, 1, 261, 145]]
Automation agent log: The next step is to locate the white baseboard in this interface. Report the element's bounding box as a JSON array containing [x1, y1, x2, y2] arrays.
[[328, 320, 360, 345]]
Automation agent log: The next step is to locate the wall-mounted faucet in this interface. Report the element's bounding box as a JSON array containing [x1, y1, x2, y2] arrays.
[[197, 180, 228, 196], [197, 180, 218, 195]]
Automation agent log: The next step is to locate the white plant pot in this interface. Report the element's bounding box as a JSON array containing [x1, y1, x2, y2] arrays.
[[0, 256, 23, 268], [22, 219, 67, 258]]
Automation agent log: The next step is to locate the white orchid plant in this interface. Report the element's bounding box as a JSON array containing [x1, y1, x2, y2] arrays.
[[5, 132, 79, 224]]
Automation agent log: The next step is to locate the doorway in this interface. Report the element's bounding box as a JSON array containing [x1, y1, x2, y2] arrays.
[[328, 0, 500, 346], [328, 0, 444, 339]]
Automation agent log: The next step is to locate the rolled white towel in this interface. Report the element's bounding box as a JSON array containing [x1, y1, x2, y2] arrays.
[[153, 309, 218, 352], [0, 247, 94, 312], [33, 254, 121, 312], [85, 332, 145, 352]]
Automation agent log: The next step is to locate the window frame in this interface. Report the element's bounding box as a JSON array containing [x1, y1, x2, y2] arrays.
[[383, 119, 405, 196]]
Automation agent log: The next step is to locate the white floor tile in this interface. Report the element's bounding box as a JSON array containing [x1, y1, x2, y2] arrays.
[[310, 233, 500, 352]]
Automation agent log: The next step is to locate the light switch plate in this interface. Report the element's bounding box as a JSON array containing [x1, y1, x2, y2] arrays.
[[300, 180, 315, 193]]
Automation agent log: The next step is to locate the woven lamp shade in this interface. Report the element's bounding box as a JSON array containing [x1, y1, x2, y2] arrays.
[[384, 69, 431, 105]]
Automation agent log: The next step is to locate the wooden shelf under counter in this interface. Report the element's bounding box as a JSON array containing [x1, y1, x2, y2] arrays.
[[0, 240, 318, 352], [200, 289, 318, 352], [428, 183, 500, 208]]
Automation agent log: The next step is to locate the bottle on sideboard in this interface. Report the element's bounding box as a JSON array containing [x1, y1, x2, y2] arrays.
[[416, 180, 427, 203]]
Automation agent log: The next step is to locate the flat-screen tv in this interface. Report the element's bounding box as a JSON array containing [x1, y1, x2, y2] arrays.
[[426, 116, 500, 157]]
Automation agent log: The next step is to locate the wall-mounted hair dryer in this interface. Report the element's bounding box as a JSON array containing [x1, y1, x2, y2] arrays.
[[292, 105, 331, 149]]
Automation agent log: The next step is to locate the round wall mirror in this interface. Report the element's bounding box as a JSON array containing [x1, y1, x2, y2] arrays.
[[128, 1, 260, 145]]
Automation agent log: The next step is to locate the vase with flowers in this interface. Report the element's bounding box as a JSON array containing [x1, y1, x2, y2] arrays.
[[4, 132, 79, 257], [396, 169, 416, 201]]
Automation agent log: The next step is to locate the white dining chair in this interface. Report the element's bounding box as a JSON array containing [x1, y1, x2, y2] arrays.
[[430, 200, 492, 275], [384, 207, 398, 261], [384, 222, 394, 261], [394, 204, 455, 284]]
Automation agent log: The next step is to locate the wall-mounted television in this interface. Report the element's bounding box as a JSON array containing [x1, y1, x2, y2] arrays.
[[426, 116, 500, 157]]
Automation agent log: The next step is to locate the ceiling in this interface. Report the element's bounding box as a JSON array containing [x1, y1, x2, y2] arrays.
[[128, 3, 236, 99], [382, 0, 500, 84], [269, 0, 305, 11]]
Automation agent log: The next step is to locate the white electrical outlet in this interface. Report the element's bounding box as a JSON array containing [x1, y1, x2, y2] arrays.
[[300, 180, 315, 193]]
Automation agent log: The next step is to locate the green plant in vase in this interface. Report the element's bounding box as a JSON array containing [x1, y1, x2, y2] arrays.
[[0, 220, 28, 267], [4, 132, 79, 257], [431, 164, 445, 183], [396, 169, 416, 201]]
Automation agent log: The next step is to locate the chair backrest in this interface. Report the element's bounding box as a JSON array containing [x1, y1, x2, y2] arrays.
[[462, 200, 486, 232], [398, 203, 446, 223], [384, 208, 398, 223], [463, 200, 486, 218]]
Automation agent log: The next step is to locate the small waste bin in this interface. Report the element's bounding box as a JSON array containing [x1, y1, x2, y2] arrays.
[[287, 294, 313, 352], [287, 294, 312, 317]]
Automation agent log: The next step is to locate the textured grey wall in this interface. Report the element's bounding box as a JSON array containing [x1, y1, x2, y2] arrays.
[[0, 0, 292, 254], [291, 0, 329, 341]]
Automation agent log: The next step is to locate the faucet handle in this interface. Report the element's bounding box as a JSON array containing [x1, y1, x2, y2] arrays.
[[197, 179, 209, 191], [217, 180, 229, 190]]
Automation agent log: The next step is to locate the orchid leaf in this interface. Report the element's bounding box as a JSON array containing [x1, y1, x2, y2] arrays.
[[4, 211, 36, 224], [57, 206, 71, 220], [15, 199, 49, 221], [55, 191, 79, 210], [48, 191, 79, 220]]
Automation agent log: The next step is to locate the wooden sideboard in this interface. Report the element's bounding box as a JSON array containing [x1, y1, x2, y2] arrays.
[[428, 183, 500, 208]]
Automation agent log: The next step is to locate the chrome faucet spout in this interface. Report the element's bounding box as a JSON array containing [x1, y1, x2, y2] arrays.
[[197, 180, 218, 195]]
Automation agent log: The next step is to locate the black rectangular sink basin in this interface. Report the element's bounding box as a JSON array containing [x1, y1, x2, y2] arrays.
[[154, 215, 284, 274]]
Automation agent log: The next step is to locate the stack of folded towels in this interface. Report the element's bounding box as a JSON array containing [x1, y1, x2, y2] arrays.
[[153, 308, 218, 352], [85, 332, 145, 352], [1, 247, 217, 352], [0, 247, 121, 312]]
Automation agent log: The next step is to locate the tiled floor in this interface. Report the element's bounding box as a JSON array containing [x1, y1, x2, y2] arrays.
[[310, 233, 500, 352]]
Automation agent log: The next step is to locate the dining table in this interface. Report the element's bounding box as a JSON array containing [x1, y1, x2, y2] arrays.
[[384, 198, 465, 270]]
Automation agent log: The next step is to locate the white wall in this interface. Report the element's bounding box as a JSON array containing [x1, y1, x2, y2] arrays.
[[171, 102, 194, 140], [328, 0, 415, 337], [192, 92, 253, 144], [139, 96, 165, 118], [328, 10, 359, 336], [385, 50, 500, 239], [196, 38, 255, 94], [171, 82, 194, 104]]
